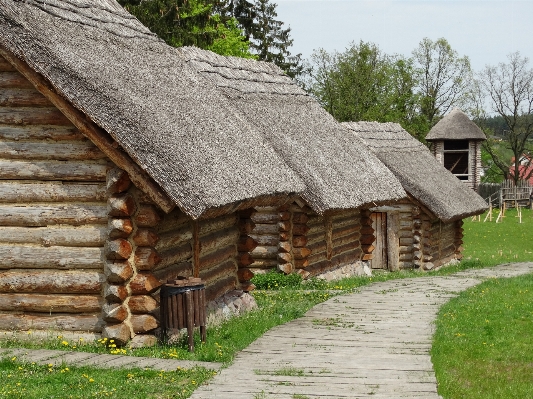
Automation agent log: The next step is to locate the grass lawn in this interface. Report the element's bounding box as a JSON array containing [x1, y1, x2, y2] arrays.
[[0, 357, 215, 398], [432, 207, 533, 398], [1, 208, 532, 397], [462, 208, 533, 265], [431, 274, 533, 398]]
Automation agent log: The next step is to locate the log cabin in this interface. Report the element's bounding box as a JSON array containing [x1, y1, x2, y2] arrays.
[[343, 122, 488, 271], [179, 47, 407, 280], [0, 0, 311, 346], [426, 108, 487, 191], [0, 0, 408, 345]]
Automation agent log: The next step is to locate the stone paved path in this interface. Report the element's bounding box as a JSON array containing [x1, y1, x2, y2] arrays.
[[189, 262, 533, 399]]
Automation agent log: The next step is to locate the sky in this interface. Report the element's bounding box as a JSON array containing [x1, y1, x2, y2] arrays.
[[275, 0, 533, 72]]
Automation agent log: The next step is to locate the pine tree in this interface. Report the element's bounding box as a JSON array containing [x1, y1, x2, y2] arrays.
[[119, 0, 255, 58], [231, 0, 257, 41], [119, 0, 216, 48], [231, 0, 303, 78]]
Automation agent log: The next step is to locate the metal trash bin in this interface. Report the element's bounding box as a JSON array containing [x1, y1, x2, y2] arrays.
[[160, 277, 206, 352]]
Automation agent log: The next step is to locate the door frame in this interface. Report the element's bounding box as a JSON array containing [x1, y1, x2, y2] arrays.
[[369, 207, 400, 271]]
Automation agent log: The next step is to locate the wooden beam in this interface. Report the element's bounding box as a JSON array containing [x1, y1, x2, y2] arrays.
[[0, 46, 175, 213]]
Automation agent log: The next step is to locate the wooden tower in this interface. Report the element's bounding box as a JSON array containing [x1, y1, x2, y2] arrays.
[[426, 108, 487, 191]]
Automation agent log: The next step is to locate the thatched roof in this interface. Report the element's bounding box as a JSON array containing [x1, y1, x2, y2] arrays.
[[426, 108, 487, 141], [343, 122, 488, 222], [181, 47, 406, 213], [0, 0, 305, 219]]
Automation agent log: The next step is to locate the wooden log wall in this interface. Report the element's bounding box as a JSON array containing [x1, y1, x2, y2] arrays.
[[359, 209, 375, 263], [0, 55, 107, 334], [197, 213, 239, 301], [418, 212, 462, 270], [243, 204, 313, 280], [395, 202, 417, 270], [306, 209, 362, 277], [237, 208, 259, 291], [103, 179, 241, 345], [102, 168, 162, 346], [411, 206, 423, 269]]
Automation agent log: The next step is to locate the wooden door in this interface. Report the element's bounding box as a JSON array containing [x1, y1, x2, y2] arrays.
[[370, 212, 387, 269]]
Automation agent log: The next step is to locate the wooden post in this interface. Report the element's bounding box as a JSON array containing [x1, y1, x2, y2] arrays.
[[185, 290, 194, 352], [386, 212, 400, 271], [192, 220, 200, 278]]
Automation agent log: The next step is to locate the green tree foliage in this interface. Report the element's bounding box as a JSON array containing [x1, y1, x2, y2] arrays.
[[229, 0, 303, 78], [476, 52, 533, 183], [119, 0, 255, 58], [207, 15, 257, 58], [304, 41, 427, 138], [412, 38, 472, 128]]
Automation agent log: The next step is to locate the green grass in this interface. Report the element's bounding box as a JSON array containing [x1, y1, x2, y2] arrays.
[[432, 208, 533, 398], [0, 357, 215, 398], [431, 274, 533, 398], [463, 208, 533, 265]]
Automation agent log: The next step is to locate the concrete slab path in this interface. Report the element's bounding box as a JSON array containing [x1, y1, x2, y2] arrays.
[[189, 262, 533, 399]]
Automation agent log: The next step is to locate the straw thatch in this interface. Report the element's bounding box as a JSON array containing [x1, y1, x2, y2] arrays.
[[180, 47, 406, 213], [426, 108, 487, 141], [0, 0, 305, 219], [344, 122, 488, 222]]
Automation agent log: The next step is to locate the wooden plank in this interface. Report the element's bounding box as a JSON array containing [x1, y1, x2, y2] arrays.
[[156, 242, 192, 270], [387, 212, 400, 272], [199, 213, 238, 236], [200, 259, 237, 285], [156, 225, 192, 252], [0, 140, 106, 160], [0, 270, 104, 294], [128, 295, 158, 314], [0, 71, 34, 88], [0, 125, 85, 141], [205, 275, 236, 302], [0, 314, 104, 332], [249, 234, 278, 246], [0, 107, 72, 125], [0, 159, 108, 181], [0, 225, 106, 247], [0, 181, 106, 203], [0, 293, 100, 313], [200, 245, 235, 270], [247, 259, 278, 269], [249, 223, 277, 235], [371, 212, 387, 269], [152, 262, 192, 282], [0, 204, 107, 226], [0, 244, 104, 269], [200, 227, 239, 256], [250, 245, 277, 259], [250, 212, 279, 224], [0, 57, 16, 72], [0, 88, 52, 107]]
